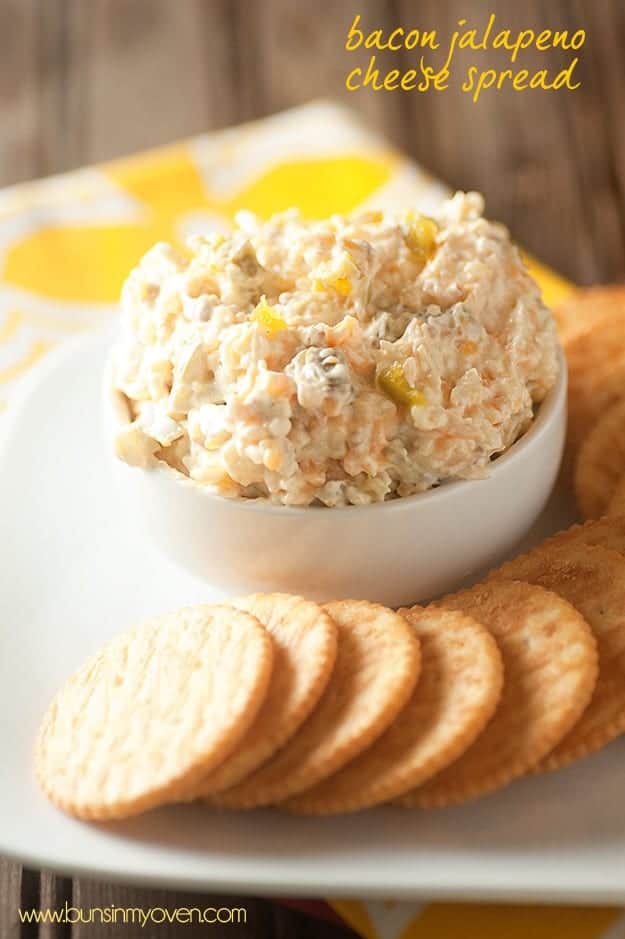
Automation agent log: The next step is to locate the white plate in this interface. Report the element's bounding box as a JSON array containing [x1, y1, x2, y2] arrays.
[[2, 327, 625, 905]]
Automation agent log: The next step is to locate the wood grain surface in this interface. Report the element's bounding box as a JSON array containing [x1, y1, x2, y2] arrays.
[[1, 1, 624, 936]]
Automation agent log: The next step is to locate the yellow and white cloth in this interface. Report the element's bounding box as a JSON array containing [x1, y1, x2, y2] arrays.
[[1, 99, 617, 938]]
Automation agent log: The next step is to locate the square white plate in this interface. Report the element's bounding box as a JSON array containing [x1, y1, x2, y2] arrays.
[[2, 327, 625, 904]]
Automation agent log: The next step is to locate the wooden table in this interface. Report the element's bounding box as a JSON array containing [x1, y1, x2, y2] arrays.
[[1, 1, 624, 935]]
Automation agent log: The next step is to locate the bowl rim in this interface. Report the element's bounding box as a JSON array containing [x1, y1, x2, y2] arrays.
[[105, 345, 567, 518]]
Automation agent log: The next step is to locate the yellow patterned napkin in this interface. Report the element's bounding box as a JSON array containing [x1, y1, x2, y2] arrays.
[[2, 99, 617, 939]]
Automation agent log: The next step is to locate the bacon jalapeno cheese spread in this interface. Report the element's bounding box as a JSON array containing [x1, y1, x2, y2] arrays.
[[110, 192, 559, 507]]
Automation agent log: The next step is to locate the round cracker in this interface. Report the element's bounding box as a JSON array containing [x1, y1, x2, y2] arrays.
[[285, 607, 502, 815], [555, 285, 625, 343], [190, 594, 337, 797], [541, 515, 625, 560], [608, 475, 625, 517], [35, 605, 274, 820], [211, 600, 421, 809], [575, 397, 625, 519], [493, 543, 625, 770], [565, 311, 625, 468], [404, 580, 597, 808]]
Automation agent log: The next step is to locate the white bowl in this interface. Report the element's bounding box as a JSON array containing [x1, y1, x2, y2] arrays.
[[104, 349, 566, 607]]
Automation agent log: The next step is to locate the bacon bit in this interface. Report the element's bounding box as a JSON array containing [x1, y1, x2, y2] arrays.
[[265, 372, 294, 397]]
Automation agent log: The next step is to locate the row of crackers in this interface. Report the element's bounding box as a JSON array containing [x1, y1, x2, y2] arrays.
[[36, 514, 625, 819], [556, 286, 625, 518]]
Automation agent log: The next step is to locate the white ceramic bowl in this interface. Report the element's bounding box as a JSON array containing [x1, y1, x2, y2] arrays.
[[104, 349, 566, 607]]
